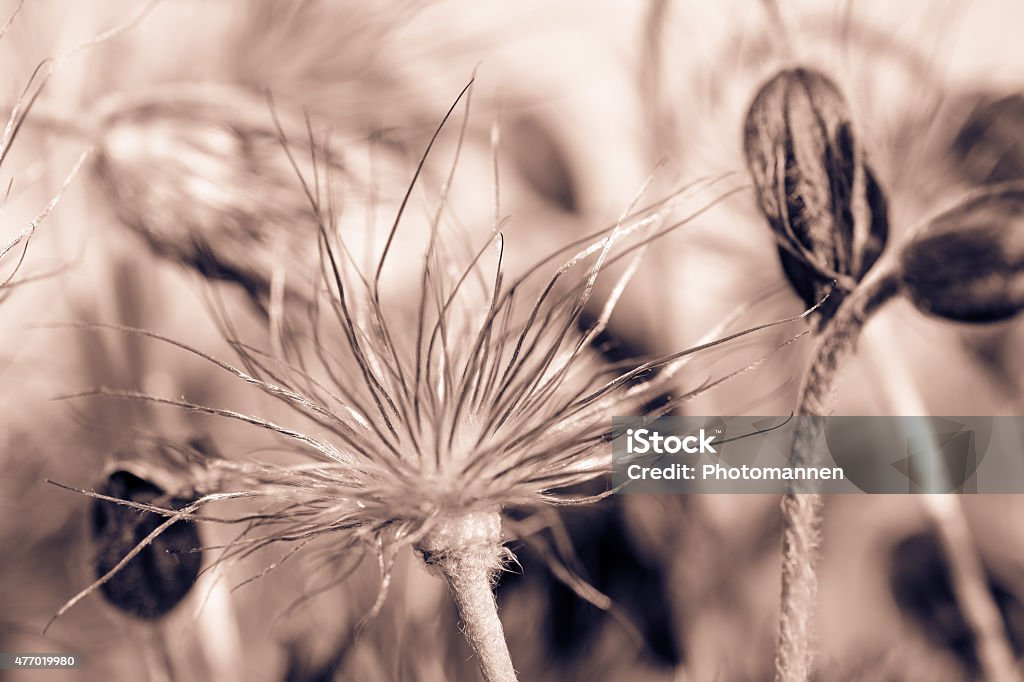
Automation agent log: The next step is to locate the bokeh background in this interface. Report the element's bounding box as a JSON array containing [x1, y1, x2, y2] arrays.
[[3, 1, 1024, 680]]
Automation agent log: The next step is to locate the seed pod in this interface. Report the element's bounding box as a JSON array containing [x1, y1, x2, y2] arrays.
[[900, 185, 1024, 324], [743, 68, 889, 321], [951, 93, 1024, 186], [91, 467, 202, 620]]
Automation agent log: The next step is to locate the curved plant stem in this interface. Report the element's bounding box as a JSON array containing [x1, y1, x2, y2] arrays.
[[865, 318, 1022, 682], [925, 496, 1021, 682], [419, 511, 516, 682], [775, 272, 901, 682]]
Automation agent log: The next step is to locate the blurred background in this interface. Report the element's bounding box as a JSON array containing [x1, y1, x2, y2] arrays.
[[2, 1, 1024, 679]]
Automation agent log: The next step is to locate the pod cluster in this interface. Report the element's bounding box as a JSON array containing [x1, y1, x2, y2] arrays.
[[744, 68, 1024, 328]]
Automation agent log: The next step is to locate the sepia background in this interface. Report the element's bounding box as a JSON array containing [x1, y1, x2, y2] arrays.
[[2, 1, 1024, 680]]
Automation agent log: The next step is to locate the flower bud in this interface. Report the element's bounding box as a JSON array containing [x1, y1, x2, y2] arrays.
[[900, 186, 1024, 323], [951, 92, 1024, 186], [91, 468, 202, 620], [743, 68, 889, 320]]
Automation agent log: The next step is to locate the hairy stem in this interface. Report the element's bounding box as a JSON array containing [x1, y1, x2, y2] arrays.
[[776, 456, 824, 682], [442, 554, 517, 682], [775, 273, 901, 682], [419, 511, 516, 682]]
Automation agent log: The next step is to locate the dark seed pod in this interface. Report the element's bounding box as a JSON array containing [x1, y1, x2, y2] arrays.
[[91, 468, 202, 620], [900, 185, 1024, 324], [743, 67, 889, 321], [951, 93, 1024, 186]]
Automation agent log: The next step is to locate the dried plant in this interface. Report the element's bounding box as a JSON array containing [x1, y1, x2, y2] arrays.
[[6, 2, 1020, 680], [743, 65, 892, 682], [743, 67, 889, 328], [0, 1, 67, 302], [90, 83, 359, 312], [47, 81, 820, 681], [744, 59, 1024, 682]]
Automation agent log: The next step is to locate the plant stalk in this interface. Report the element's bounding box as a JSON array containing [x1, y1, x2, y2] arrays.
[[775, 272, 901, 682], [925, 495, 1021, 682], [419, 511, 516, 682], [864, 316, 1022, 682]]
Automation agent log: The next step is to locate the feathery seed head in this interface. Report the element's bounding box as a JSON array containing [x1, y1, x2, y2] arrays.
[[57, 86, 804, 660], [178, 195, 693, 547], [72, 165, 758, 589]]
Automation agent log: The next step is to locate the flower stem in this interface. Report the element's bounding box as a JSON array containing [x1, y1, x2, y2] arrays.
[[864, 317, 1022, 682], [776, 489, 822, 682], [419, 511, 516, 682], [776, 272, 901, 682], [924, 495, 1021, 682], [442, 552, 517, 682]]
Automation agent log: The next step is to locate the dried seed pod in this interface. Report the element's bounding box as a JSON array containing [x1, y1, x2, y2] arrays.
[[900, 186, 1024, 324], [91, 467, 202, 620], [743, 67, 889, 320], [951, 93, 1024, 186]]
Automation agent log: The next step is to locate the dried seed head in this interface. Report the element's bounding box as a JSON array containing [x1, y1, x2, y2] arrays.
[[91, 467, 202, 620], [63, 172, 781, 579], [900, 185, 1024, 324], [56, 89, 813, 674], [951, 92, 1024, 186], [92, 86, 314, 306], [743, 67, 889, 321], [91, 84, 405, 311]]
